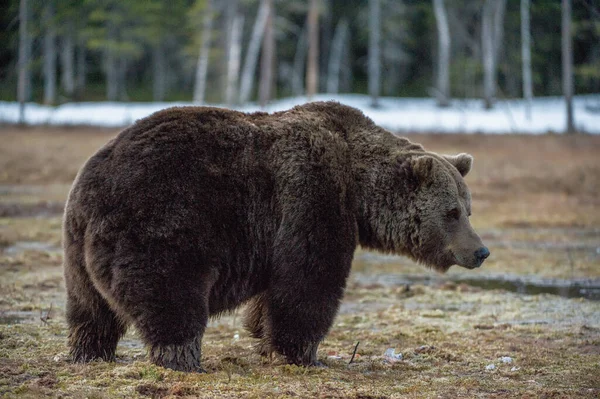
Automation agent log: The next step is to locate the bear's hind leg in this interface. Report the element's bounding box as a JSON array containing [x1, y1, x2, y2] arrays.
[[244, 293, 273, 357], [66, 293, 127, 362], [109, 243, 213, 373], [64, 226, 127, 362]]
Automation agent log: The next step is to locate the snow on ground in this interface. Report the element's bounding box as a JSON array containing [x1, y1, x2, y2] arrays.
[[1, 94, 599, 134]]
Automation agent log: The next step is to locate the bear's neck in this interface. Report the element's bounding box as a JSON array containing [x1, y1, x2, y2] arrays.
[[347, 126, 424, 256]]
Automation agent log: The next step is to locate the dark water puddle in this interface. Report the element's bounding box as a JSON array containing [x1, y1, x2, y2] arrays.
[[0, 311, 37, 325], [0, 201, 64, 218], [3, 241, 62, 256], [353, 273, 600, 301]]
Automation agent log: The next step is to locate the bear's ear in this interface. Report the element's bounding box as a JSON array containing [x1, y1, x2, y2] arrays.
[[411, 155, 436, 180], [443, 153, 473, 177]]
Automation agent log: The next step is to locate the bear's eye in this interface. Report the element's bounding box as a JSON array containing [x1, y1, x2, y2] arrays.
[[447, 208, 461, 220]]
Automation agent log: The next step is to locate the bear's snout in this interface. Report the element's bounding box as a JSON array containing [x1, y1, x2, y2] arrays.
[[473, 246, 490, 267]]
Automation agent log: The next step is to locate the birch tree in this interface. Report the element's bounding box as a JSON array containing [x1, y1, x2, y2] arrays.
[[521, 0, 533, 119], [225, 14, 244, 105], [562, 0, 575, 133], [61, 21, 76, 98], [292, 23, 307, 96], [368, 0, 381, 107], [327, 18, 349, 94], [259, 0, 274, 107], [223, 0, 239, 102], [482, 0, 507, 109], [17, 0, 30, 124], [43, 0, 57, 105], [153, 44, 166, 101], [239, 0, 269, 104], [433, 0, 450, 107], [306, 0, 319, 99], [193, 0, 213, 104], [76, 41, 86, 98]]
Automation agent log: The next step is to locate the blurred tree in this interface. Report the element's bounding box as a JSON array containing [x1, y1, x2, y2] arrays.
[[521, 0, 533, 120], [482, 0, 507, 109], [368, 0, 381, 107], [17, 0, 30, 123], [259, 0, 274, 107], [433, 0, 450, 107], [306, 0, 319, 99], [239, 0, 269, 104], [193, 0, 213, 104], [562, 0, 575, 132], [43, 0, 57, 105], [327, 18, 348, 94], [61, 20, 76, 98], [292, 22, 307, 96]]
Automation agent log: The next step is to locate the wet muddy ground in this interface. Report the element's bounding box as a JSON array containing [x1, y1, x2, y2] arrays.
[[0, 127, 599, 398]]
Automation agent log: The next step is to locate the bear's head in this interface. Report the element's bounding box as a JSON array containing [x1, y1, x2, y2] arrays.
[[359, 151, 489, 272], [405, 153, 489, 271]]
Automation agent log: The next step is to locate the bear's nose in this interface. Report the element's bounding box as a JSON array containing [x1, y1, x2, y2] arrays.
[[474, 247, 490, 263]]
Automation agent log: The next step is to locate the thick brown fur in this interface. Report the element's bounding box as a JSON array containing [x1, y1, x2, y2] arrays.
[[63, 101, 487, 372]]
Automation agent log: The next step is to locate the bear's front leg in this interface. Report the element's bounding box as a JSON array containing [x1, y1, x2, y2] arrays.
[[149, 335, 205, 372], [266, 216, 356, 366]]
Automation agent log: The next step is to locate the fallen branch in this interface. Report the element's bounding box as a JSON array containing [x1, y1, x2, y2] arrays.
[[40, 303, 53, 325], [348, 341, 360, 365]]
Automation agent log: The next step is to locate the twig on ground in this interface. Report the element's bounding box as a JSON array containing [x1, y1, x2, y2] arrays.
[[348, 341, 360, 365], [40, 303, 53, 325]]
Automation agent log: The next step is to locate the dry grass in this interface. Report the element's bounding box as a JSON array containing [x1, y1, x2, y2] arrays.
[[0, 126, 599, 398]]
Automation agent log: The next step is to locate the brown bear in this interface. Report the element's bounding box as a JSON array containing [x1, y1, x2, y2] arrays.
[[63, 101, 489, 372]]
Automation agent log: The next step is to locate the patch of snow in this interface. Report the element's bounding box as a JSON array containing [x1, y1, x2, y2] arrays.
[[1, 94, 599, 134], [500, 356, 513, 363], [511, 366, 520, 372], [485, 363, 496, 371]]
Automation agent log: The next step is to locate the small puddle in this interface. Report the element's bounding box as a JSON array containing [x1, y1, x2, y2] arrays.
[[352, 273, 600, 301], [0, 311, 38, 325], [3, 241, 62, 256]]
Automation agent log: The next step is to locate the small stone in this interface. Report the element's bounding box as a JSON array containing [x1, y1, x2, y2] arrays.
[[383, 348, 403, 362], [485, 363, 496, 371], [233, 332, 240, 341]]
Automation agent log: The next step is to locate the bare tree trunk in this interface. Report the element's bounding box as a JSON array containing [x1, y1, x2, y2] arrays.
[[520, 0, 533, 120], [340, 28, 353, 93], [239, 0, 269, 104], [433, 0, 451, 107], [193, 0, 213, 104], [482, 0, 507, 109], [482, 0, 494, 109], [493, 0, 507, 64], [118, 57, 128, 101], [153, 43, 166, 101], [43, 0, 57, 105], [18, 0, 29, 123], [259, 0, 274, 107], [319, 0, 332, 93], [562, 0, 575, 133], [223, 0, 239, 102], [306, 0, 319, 99], [106, 22, 118, 101], [327, 18, 348, 94], [225, 14, 244, 106], [76, 40, 86, 99], [292, 22, 307, 96], [368, 0, 381, 107], [61, 21, 76, 98]]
